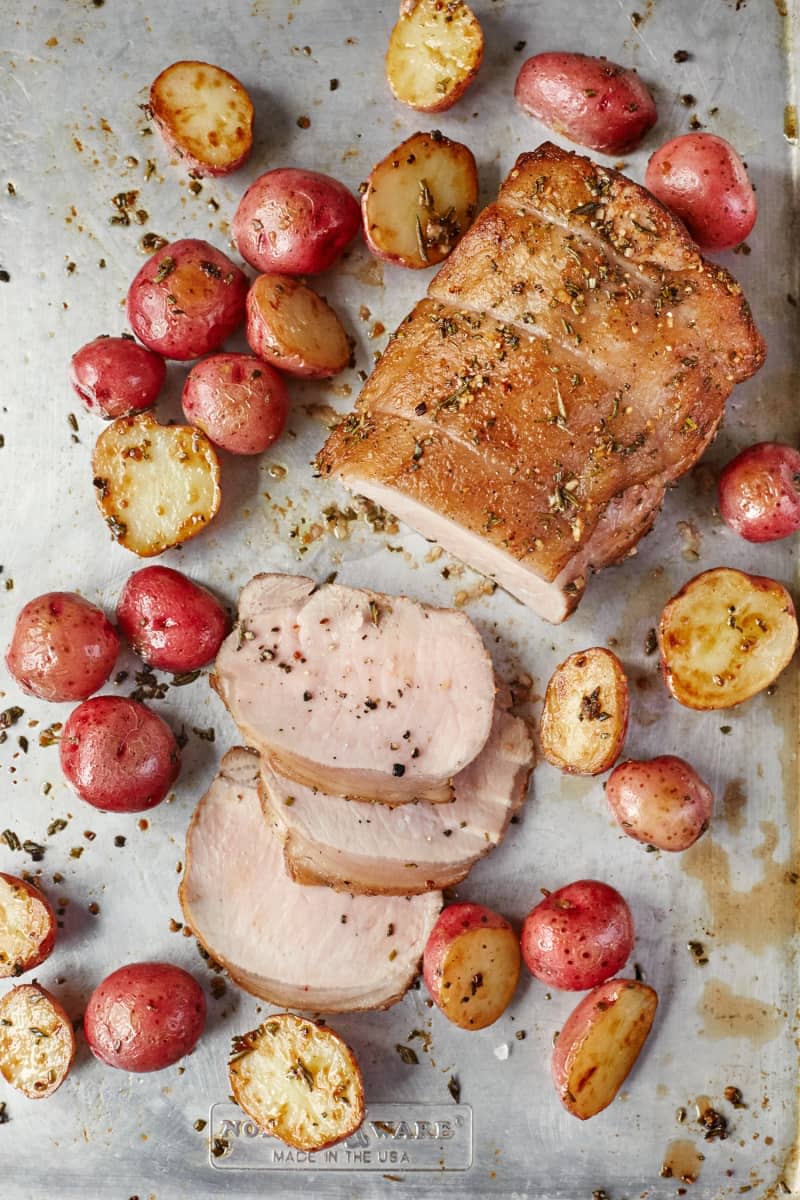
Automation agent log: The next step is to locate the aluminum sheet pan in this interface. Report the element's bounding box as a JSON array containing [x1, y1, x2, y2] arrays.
[[0, 1, 798, 1197]]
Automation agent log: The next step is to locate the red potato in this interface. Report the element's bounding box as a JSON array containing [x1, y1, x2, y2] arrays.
[[0, 985, 76, 1098], [423, 902, 520, 1030], [0, 874, 57, 978], [718, 443, 800, 542], [181, 353, 289, 455], [644, 133, 757, 251], [84, 962, 206, 1072], [116, 565, 229, 673], [5, 591, 119, 703], [69, 336, 166, 419], [232, 168, 361, 276], [385, 0, 484, 113], [127, 239, 248, 361], [606, 756, 713, 852], [515, 52, 657, 155], [539, 647, 629, 776], [521, 880, 634, 991], [59, 696, 181, 813], [150, 60, 254, 177], [552, 978, 658, 1119], [246, 274, 351, 379]]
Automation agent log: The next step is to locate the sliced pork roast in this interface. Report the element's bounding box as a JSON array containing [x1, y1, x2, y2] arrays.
[[181, 748, 441, 1011], [318, 142, 765, 623], [260, 694, 535, 894], [212, 574, 496, 804]]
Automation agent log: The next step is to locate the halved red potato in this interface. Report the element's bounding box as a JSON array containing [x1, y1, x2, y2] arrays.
[[93, 412, 221, 556], [229, 1013, 365, 1151], [539, 647, 629, 775], [245, 275, 350, 379], [150, 60, 254, 176], [551, 978, 658, 1120], [658, 568, 798, 710], [0, 874, 57, 978], [386, 0, 484, 113], [362, 131, 478, 269], [0, 984, 76, 1099], [423, 902, 520, 1030], [606, 756, 713, 852]]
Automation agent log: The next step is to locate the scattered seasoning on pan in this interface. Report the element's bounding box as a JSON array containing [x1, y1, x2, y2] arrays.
[[0, 1101, 8, 1124], [23, 841, 45, 862], [592, 1191, 610, 1200], [687, 940, 708, 965], [193, 1118, 207, 1132], [171, 670, 202, 687], [514, 39, 527, 51], [395, 1044, 419, 1066], [447, 1076, 461, 1102], [644, 628, 658, 656], [47, 818, 68, 836], [724, 1086, 746, 1108], [676, 1106, 687, 1123], [210, 1135, 230, 1159], [210, 977, 226, 1000], [681, 93, 696, 106], [697, 1104, 728, 1141], [296, 115, 311, 129], [38, 723, 62, 747], [88, 902, 100, 916], [70, 847, 84, 859], [1, 830, 20, 851], [634, 962, 645, 981], [140, 232, 167, 254], [329, 78, 339, 90], [192, 726, 216, 743], [0, 268, 10, 283], [674, 49, 691, 61], [0, 707, 24, 730], [114, 835, 126, 847]]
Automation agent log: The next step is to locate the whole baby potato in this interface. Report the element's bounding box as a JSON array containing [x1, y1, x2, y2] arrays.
[[515, 52, 657, 155], [232, 168, 361, 275], [59, 696, 181, 813], [84, 962, 206, 1072], [70, 336, 166, 418], [116, 565, 230, 673], [182, 353, 289, 455], [5, 591, 119, 702], [606, 755, 713, 851], [127, 239, 248, 360], [521, 879, 634, 991], [718, 442, 800, 542], [644, 133, 756, 251]]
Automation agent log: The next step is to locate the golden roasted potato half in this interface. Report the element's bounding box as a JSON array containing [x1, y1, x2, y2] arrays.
[[93, 412, 221, 557], [0, 984, 76, 1099], [551, 978, 658, 1120], [386, 0, 484, 113], [540, 647, 629, 775], [658, 567, 797, 710], [229, 1013, 365, 1151], [362, 130, 478, 269], [246, 275, 351, 379], [150, 60, 254, 176], [0, 873, 57, 978]]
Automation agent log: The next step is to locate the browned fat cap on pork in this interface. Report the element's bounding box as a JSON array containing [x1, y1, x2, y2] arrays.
[[180, 748, 441, 1012], [261, 693, 535, 895], [212, 574, 496, 804], [318, 142, 765, 623]]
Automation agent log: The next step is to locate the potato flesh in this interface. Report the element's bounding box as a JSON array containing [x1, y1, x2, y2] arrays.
[[540, 647, 628, 775], [439, 926, 520, 1029], [363, 132, 478, 268], [229, 1014, 364, 1151], [93, 412, 221, 557], [387, 0, 483, 112], [151, 61, 253, 173], [560, 983, 657, 1119], [658, 568, 798, 709], [0, 877, 51, 977], [248, 276, 350, 377], [0, 985, 75, 1099]]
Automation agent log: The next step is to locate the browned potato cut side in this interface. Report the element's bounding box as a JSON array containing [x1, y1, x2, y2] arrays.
[[0, 874, 56, 978], [362, 131, 478, 269], [540, 647, 629, 775], [229, 1013, 365, 1151], [552, 979, 658, 1120], [0, 984, 76, 1098], [246, 275, 351, 379], [658, 568, 798, 710], [150, 60, 254, 176], [437, 926, 521, 1030], [386, 0, 484, 113], [93, 412, 221, 557]]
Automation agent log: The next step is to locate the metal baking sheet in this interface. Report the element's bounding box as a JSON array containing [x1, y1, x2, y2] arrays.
[[1, 1, 798, 1197]]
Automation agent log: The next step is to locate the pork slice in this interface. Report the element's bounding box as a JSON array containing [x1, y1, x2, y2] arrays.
[[212, 574, 496, 804], [261, 698, 535, 895], [180, 748, 441, 1012]]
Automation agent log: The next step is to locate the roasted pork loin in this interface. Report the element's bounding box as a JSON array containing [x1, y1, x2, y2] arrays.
[[318, 142, 765, 622]]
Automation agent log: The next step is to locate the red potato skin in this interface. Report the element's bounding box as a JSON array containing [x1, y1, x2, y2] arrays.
[[515, 53, 657, 155], [116, 565, 230, 672], [59, 696, 181, 813], [127, 239, 248, 360], [718, 443, 800, 542], [5, 592, 119, 703], [606, 756, 713, 851], [644, 133, 757, 251], [521, 880, 634, 991], [422, 902, 513, 1004], [84, 962, 206, 1072], [232, 169, 361, 275], [181, 353, 289, 455], [70, 337, 166, 418], [0, 873, 57, 977]]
